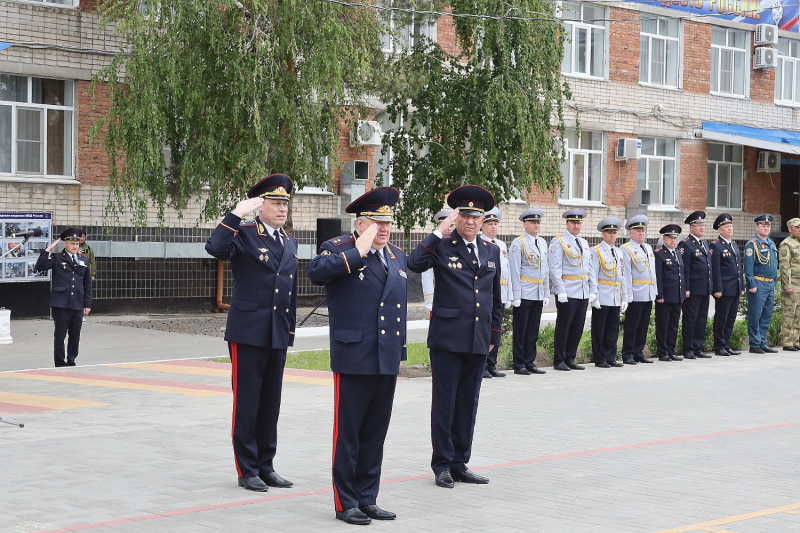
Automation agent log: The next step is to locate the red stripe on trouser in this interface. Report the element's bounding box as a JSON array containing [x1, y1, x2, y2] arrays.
[[230, 343, 243, 477], [332, 372, 342, 511]]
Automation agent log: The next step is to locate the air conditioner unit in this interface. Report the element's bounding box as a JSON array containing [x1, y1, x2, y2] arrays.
[[757, 151, 781, 172], [755, 24, 779, 46], [616, 138, 641, 161], [754, 47, 778, 69], [349, 120, 383, 147]]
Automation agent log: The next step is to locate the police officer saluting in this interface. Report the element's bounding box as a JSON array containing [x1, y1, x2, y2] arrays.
[[307, 188, 406, 525], [655, 224, 686, 361], [508, 208, 549, 375], [589, 217, 627, 368], [36, 227, 92, 367], [621, 215, 656, 364], [744, 214, 779, 353], [205, 174, 298, 493], [481, 207, 512, 378], [407, 185, 503, 489], [710, 213, 744, 355], [677, 211, 713, 359]]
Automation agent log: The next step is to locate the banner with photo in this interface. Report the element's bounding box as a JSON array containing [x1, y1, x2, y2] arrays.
[[0, 212, 52, 283], [630, 0, 799, 32]]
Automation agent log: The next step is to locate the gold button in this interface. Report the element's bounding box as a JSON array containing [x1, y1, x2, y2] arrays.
[[381, 316, 385, 321], [286, 309, 289, 313], [397, 317, 400, 322], [288, 292, 291, 295], [475, 276, 478, 280], [380, 302, 384, 307], [396, 331, 400, 336], [475, 290, 479, 294], [397, 304, 401, 308], [381, 330, 385, 334], [275, 289, 279, 293], [273, 306, 276, 310], [290, 274, 293, 279], [277, 273, 279, 276], [476, 303, 480, 307], [475, 317, 479, 321]]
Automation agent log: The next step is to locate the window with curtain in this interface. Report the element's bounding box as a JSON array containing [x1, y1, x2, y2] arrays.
[[637, 137, 677, 207], [776, 39, 800, 105], [561, 2, 606, 79], [707, 143, 743, 209], [710, 27, 748, 97], [640, 16, 679, 88], [560, 129, 604, 203]]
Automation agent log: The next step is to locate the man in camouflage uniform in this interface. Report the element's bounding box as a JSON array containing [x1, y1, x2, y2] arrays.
[[779, 218, 800, 351]]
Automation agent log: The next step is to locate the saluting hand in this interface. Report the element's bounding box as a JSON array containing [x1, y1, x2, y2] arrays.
[[232, 197, 264, 218], [355, 223, 379, 257], [45, 239, 61, 252], [437, 209, 459, 235]]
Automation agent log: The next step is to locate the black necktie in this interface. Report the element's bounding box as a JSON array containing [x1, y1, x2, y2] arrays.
[[611, 248, 616, 260], [375, 249, 388, 273], [575, 239, 582, 254], [467, 243, 479, 267], [273, 230, 283, 247]]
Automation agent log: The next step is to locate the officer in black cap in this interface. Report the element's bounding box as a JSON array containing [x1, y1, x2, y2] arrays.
[[35, 227, 92, 367], [307, 187, 407, 525], [407, 185, 503, 490], [655, 224, 686, 361], [710, 213, 744, 355], [676, 211, 713, 359], [205, 173, 298, 493]]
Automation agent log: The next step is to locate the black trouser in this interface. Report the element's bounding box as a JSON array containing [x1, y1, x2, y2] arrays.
[[332, 373, 396, 512], [714, 294, 739, 350], [591, 305, 620, 365], [656, 302, 681, 357], [512, 299, 543, 370], [486, 345, 499, 371], [52, 307, 83, 367], [228, 342, 286, 479], [429, 349, 486, 475], [554, 297, 588, 365], [622, 301, 652, 362], [682, 294, 709, 355]]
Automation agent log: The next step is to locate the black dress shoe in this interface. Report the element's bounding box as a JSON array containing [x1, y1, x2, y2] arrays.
[[715, 348, 731, 356], [749, 347, 765, 354], [763, 346, 778, 353], [435, 471, 454, 488], [784, 346, 799, 351], [451, 468, 489, 484], [658, 356, 671, 361], [260, 471, 293, 488], [669, 355, 683, 361], [623, 359, 638, 365], [609, 361, 624, 367], [482, 370, 493, 379], [567, 363, 585, 370], [513, 368, 532, 375], [336, 508, 371, 525], [488, 368, 506, 377], [527, 366, 546, 374], [238, 476, 269, 492], [696, 353, 712, 358], [359, 504, 396, 520], [795, 345, 800, 350], [595, 362, 610, 368], [635, 356, 654, 363], [727, 348, 742, 355], [683, 354, 696, 359], [66, 361, 76, 366], [554, 362, 571, 371]]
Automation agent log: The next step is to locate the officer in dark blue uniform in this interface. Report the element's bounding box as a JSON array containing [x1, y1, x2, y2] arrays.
[[205, 174, 298, 493], [744, 214, 779, 353], [35, 227, 92, 367], [710, 213, 744, 355], [306, 187, 407, 526], [677, 211, 713, 359], [407, 185, 503, 490], [655, 224, 686, 361]]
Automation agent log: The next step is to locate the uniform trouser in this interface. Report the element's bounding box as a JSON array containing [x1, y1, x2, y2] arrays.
[[554, 297, 589, 366], [655, 302, 681, 357], [714, 294, 740, 350], [682, 294, 710, 355], [591, 305, 620, 365], [781, 289, 800, 346], [622, 301, 652, 361], [332, 373, 396, 512], [52, 307, 83, 367], [747, 280, 775, 348], [429, 349, 486, 475], [228, 342, 286, 479], [486, 345, 499, 371], [512, 299, 544, 370]]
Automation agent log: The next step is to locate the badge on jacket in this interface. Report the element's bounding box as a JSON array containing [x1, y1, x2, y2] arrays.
[[488, 261, 496, 269], [399, 269, 407, 278]]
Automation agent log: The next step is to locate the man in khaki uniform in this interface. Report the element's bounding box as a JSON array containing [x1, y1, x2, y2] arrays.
[[780, 218, 800, 351]]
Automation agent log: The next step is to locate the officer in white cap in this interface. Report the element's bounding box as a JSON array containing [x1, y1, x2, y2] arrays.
[[620, 215, 657, 364], [480, 207, 511, 378], [589, 217, 627, 368], [422, 209, 454, 316]]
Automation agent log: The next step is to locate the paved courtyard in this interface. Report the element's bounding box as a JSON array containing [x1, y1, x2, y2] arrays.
[[1, 319, 800, 532]]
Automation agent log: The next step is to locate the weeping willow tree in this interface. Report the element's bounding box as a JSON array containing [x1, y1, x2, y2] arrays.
[[380, 0, 571, 232]]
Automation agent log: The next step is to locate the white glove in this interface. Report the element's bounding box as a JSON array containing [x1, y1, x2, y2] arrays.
[[425, 301, 432, 312], [557, 293, 568, 304], [588, 293, 597, 304], [504, 301, 512, 309], [542, 298, 550, 307], [592, 298, 601, 309], [513, 299, 521, 308], [620, 301, 628, 313]]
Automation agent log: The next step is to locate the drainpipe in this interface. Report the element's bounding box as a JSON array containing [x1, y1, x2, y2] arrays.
[[214, 260, 230, 312]]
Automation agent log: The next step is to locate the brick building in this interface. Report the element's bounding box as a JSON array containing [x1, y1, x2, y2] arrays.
[[0, 0, 797, 315]]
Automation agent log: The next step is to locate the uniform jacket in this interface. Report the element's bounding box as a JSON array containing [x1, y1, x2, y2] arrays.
[[710, 237, 744, 296], [35, 250, 92, 310], [655, 246, 686, 304], [621, 240, 657, 303], [779, 235, 800, 289], [205, 213, 298, 349], [481, 235, 513, 304], [677, 235, 713, 295], [589, 241, 627, 307], [743, 237, 778, 289], [508, 233, 549, 301], [306, 234, 408, 375], [408, 230, 503, 354], [549, 231, 596, 299]]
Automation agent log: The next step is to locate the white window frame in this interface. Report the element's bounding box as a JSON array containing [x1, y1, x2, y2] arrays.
[[296, 156, 334, 195], [707, 142, 743, 210], [560, 130, 605, 205], [639, 15, 681, 89], [24, 0, 77, 6], [710, 27, 749, 98], [379, 1, 436, 54], [638, 137, 678, 208], [775, 38, 800, 106], [0, 75, 75, 180], [560, 2, 607, 80]]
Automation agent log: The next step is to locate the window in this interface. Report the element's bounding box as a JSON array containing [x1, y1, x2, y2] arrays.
[[776, 39, 800, 105], [710, 27, 748, 97], [0, 75, 74, 178], [375, 111, 398, 187], [379, 1, 433, 53], [707, 143, 743, 209], [640, 16, 679, 88], [296, 156, 331, 194], [561, 3, 606, 79], [638, 138, 677, 207], [29, 0, 74, 5], [560, 130, 603, 202]]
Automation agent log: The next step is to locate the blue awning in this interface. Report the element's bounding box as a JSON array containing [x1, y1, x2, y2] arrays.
[[702, 122, 800, 155], [0, 43, 12, 52]]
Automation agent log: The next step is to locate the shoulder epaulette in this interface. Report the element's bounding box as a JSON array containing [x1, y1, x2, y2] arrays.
[[748, 238, 757, 243], [442, 234, 452, 239], [388, 242, 404, 251], [284, 229, 295, 240], [656, 247, 663, 252], [515, 235, 525, 241], [593, 244, 602, 250], [240, 221, 256, 227], [485, 240, 498, 247], [682, 237, 689, 242]]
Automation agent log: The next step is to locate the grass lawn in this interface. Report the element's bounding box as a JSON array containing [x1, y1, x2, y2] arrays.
[[210, 342, 431, 371]]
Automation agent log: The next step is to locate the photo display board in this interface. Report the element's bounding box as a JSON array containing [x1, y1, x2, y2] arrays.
[[0, 212, 52, 283]]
